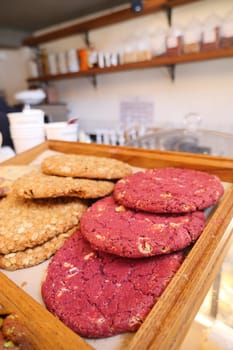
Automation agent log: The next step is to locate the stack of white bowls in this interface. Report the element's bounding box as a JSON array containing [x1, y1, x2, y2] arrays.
[[7, 109, 45, 153]]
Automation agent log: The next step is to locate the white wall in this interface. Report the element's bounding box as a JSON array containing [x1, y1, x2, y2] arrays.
[[0, 48, 29, 104], [1, 0, 233, 133]]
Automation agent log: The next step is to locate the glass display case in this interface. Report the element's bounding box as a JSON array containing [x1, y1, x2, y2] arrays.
[[126, 114, 233, 158]]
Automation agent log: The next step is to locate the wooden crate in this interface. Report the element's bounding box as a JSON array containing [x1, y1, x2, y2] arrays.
[[1, 140, 233, 350]]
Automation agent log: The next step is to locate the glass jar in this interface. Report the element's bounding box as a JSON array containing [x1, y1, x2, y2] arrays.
[[88, 49, 98, 68], [57, 51, 68, 74], [136, 34, 152, 62], [183, 19, 202, 54], [47, 53, 58, 75], [202, 15, 222, 51], [150, 28, 167, 57], [166, 26, 183, 56], [123, 35, 138, 64], [67, 49, 79, 73], [40, 48, 50, 76], [220, 10, 233, 48], [27, 49, 39, 78]]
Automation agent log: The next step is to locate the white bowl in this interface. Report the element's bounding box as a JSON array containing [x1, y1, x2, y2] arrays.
[[14, 89, 46, 105]]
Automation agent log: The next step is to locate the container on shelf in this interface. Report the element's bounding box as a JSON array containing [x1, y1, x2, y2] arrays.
[[78, 48, 90, 71], [88, 49, 98, 68], [220, 10, 233, 48], [202, 14, 221, 51], [47, 53, 58, 75], [103, 50, 119, 68], [123, 35, 138, 64], [28, 57, 39, 79], [183, 19, 202, 54], [149, 28, 167, 57], [103, 52, 112, 67], [110, 52, 119, 66], [67, 49, 79, 73], [34, 48, 45, 77], [57, 51, 68, 74], [40, 48, 50, 76], [166, 26, 183, 56], [97, 52, 105, 68], [136, 34, 152, 62]]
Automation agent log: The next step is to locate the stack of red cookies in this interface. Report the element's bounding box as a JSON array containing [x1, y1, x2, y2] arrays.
[[41, 167, 224, 339]]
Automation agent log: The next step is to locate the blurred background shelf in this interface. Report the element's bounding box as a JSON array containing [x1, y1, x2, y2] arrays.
[[27, 46, 233, 83]]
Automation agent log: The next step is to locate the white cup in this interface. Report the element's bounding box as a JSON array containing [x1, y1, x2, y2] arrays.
[[45, 122, 78, 141]]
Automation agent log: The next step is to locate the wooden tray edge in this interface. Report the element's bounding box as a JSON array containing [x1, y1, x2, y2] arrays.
[[1, 140, 233, 350]]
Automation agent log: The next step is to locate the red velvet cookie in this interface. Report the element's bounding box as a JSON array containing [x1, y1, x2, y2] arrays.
[[80, 196, 206, 258], [114, 167, 224, 213], [41, 231, 184, 338]]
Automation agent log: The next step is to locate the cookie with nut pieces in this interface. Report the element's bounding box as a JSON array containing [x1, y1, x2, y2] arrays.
[[0, 192, 87, 255], [80, 195, 206, 258], [41, 154, 132, 179], [12, 170, 115, 199], [0, 177, 12, 198], [0, 165, 37, 198], [0, 227, 78, 270], [41, 230, 184, 338], [114, 167, 224, 213]]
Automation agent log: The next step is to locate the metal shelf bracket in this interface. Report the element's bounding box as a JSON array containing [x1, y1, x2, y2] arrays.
[[167, 64, 176, 81], [90, 74, 97, 88], [84, 31, 90, 47], [164, 6, 172, 26]]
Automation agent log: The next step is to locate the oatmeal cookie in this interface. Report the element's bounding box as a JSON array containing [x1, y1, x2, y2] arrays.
[[12, 170, 114, 199], [0, 192, 87, 254], [0, 227, 78, 270], [41, 154, 132, 180]]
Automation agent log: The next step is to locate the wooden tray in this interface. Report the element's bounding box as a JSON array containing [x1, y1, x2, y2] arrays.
[[1, 140, 233, 350]]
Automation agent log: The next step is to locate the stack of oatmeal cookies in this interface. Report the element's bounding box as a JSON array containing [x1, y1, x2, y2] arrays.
[[0, 154, 132, 270]]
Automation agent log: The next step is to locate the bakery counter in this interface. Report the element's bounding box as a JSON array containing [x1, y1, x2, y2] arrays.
[[0, 140, 233, 350]]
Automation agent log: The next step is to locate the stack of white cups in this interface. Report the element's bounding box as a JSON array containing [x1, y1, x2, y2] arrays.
[[7, 109, 45, 153]]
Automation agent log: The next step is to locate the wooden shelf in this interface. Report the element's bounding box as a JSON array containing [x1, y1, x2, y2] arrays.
[[23, 0, 199, 46], [27, 46, 233, 83], [24, 0, 230, 85]]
